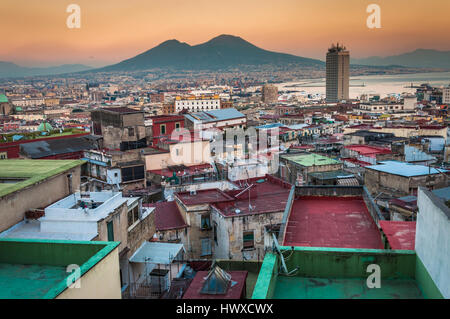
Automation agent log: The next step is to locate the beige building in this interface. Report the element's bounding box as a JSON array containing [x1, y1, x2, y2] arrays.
[[91, 107, 147, 150], [0, 190, 156, 294], [0, 159, 84, 233], [364, 161, 448, 196], [443, 86, 450, 104], [326, 43, 349, 103], [261, 84, 278, 104]]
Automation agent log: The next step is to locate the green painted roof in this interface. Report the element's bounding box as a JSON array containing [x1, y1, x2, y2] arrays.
[[0, 159, 85, 198], [0, 238, 119, 299], [38, 122, 53, 132], [252, 247, 442, 299], [0, 94, 8, 103], [282, 153, 340, 167]]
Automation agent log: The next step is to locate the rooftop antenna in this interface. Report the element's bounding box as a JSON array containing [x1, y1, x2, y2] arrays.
[[248, 184, 253, 211], [272, 233, 298, 276]]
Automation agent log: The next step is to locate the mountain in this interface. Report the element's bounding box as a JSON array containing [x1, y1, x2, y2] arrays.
[[352, 49, 450, 69], [0, 62, 93, 79], [97, 34, 325, 71]]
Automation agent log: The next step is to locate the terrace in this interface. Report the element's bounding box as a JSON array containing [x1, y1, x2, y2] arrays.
[[0, 238, 119, 299], [252, 247, 442, 299], [0, 159, 85, 198], [283, 196, 383, 249]]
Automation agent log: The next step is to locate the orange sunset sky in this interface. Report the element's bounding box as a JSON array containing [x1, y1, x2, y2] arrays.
[[1, 0, 449, 67]]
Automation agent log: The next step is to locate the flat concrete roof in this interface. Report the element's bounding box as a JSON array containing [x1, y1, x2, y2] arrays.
[[283, 196, 383, 249], [0, 159, 85, 198], [0, 238, 119, 299], [282, 153, 340, 167]]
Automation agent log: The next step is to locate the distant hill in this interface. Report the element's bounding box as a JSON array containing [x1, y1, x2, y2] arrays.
[[97, 34, 325, 71], [0, 62, 93, 79], [352, 49, 450, 69]]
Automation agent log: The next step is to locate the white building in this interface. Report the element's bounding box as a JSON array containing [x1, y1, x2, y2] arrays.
[[356, 102, 405, 114], [174, 95, 221, 112], [11, 98, 45, 107], [184, 108, 246, 131], [443, 86, 450, 104]]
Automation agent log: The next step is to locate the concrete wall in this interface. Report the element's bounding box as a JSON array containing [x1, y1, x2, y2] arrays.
[[212, 208, 283, 261], [57, 246, 121, 299], [416, 187, 450, 298], [365, 169, 448, 195], [0, 166, 81, 232], [96, 203, 128, 253], [127, 210, 156, 256]]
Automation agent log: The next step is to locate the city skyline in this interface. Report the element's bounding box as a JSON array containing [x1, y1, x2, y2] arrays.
[[1, 0, 450, 67]]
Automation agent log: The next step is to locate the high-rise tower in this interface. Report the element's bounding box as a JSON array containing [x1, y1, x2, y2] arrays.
[[326, 43, 349, 103]]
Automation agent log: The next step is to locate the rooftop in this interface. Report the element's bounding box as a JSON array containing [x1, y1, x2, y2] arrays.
[[0, 238, 119, 299], [212, 176, 291, 217], [344, 145, 391, 157], [185, 108, 245, 123], [20, 136, 97, 159], [366, 161, 448, 177], [0, 129, 88, 144], [252, 247, 440, 299], [380, 221, 416, 250], [283, 196, 383, 249], [100, 107, 143, 114], [182, 270, 247, 299], [0, 159, 85, 198], [281, 153, 340, 167], [144, 201, 187, 231], [0, 192, 144, 241], [176, 188, 234, 206]]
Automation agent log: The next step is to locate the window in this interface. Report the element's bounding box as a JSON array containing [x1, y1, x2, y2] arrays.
[[0, 152, 7, 159], [160, 124, 166, 135], [128, 206, 140, 227], [107, 221, 114, 241], [243, 230, 254, 249], [201, 215, 211, 230], [201, 238, 212, 256], [175, 122, 180, 130], [213, 223, 218, 244], [128, 127, 135, 136], [121, 165, 145, 182]]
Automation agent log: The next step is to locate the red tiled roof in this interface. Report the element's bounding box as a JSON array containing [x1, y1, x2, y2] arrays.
[[144, 201, 187, 231], [380, 221, 416, 250]]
